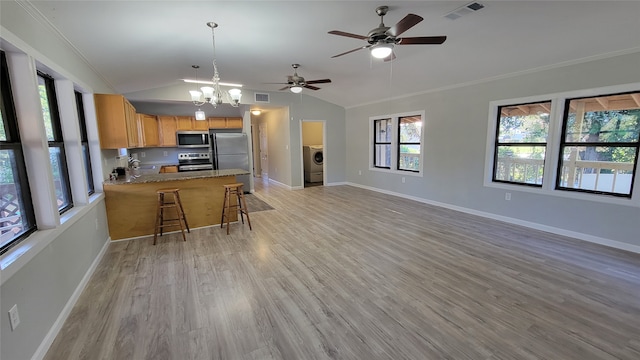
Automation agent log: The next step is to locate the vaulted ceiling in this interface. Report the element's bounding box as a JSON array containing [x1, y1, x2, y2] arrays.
[[17, 1, 640, 108]]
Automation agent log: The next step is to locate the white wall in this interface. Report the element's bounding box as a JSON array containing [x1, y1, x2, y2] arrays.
[[346, 51, 640, 250], [1, 3, 113, 359], [302, 122, 323, 146], [262, 107, 291, 186]]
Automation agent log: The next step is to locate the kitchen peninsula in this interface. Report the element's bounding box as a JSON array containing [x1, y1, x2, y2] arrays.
[[103, 169, 249, 240]]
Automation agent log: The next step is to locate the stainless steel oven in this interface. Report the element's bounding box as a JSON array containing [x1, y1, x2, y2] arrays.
[[178, 152, 213, 172]]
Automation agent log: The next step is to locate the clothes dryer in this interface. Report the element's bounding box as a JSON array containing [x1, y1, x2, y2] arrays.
[[303, 145, 323, 173]]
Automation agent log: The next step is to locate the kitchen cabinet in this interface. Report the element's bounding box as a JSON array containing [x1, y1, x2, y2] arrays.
[[94, 94, 139, 149], [175, 116, 213, 131], [208, 117, 243, 129], [158, 116, 177, 146], [192, 118, 210, 131], [176, 116, 194, 130], [160, 165, 178, 173], [137, 113, 159, 147]]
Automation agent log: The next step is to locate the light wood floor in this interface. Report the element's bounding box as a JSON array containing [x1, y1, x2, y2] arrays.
[[44, 179, 640, 360]]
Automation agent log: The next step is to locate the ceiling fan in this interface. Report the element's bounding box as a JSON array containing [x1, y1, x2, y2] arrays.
[[328, 5, 447, 61], [267, 64, 332, 93]]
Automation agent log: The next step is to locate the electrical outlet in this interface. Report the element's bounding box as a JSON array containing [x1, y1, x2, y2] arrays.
[[358, 170, 362, 175], [402, 177, 406, 183], [140, 152, 145, 158], [505, 192, 511, 201], [9, 304, 20, 331], [163, 151, 168, 157]]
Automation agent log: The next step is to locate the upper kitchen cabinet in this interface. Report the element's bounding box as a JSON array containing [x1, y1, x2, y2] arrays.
[[137, 113, 159, 147], [158, 115, 177, 147], [208, 117, 242, 129], [94, 94, 139, 149], [193, 118, 210, 131], [176, 116, 195, 130]]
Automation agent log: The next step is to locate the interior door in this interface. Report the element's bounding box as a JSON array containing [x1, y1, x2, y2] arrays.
[[259, 123, 268, 178]]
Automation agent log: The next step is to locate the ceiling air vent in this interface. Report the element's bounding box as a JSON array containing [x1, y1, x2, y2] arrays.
[[444, 2, 485, 20], [255, 92, 270, 103]]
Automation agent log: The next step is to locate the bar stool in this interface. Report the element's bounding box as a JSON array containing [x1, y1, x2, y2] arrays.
[[153, 188, 190, 245], [221, 183, 252, 235]]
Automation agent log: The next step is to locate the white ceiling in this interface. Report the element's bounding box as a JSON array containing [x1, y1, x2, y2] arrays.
[[25, 1, 640, 108]]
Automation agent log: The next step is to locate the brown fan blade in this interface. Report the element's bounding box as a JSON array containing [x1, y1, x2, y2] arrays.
[[388, 14, 423, 37], [383, 51, 397, 62], [398, 36, 447, 45], [279, 86, 290, 91], [328, 30, 367, 40], [303, 84, 321, 91], [305, 79, 331, 85], [331, 46, 368, 58]]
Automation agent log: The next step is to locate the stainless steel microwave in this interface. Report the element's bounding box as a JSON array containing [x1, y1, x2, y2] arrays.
[[176, 131, 209, 148]]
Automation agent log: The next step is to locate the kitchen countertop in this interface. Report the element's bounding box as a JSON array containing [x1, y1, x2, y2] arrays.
[[104, 169, 249, 185]]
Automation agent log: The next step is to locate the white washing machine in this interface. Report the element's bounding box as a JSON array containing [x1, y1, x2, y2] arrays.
[[303, 145, 323, 182]]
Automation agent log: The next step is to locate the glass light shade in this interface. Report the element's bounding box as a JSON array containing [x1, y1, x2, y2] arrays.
[[189, 90, 202, 102], [251, 110, 261, 116], [371, 43, 393, 59], [290, 86, 303, 94], [201, 86, 215, 99], [195, 110, 206, 120], [228, 88, 242, 102]]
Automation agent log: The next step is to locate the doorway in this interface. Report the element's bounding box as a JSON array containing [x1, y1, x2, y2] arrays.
[[301, 120, 325, 188]]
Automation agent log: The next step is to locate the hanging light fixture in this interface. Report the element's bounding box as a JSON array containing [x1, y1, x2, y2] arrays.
[[189, 65, 207, 120], [189, 22, 242, 118]]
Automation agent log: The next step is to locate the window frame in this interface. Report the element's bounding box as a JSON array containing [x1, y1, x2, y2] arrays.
[[555, 91, 640, 198], [0, 51, 37, 255], [37, 71, 73, 214], [373, 118, 392, 170], [370, 111, 426, 176], [75, 91, 94, 195], [492, 100, 551, 187], [484, 82, 640, 208], [397, 115, 422, 173]]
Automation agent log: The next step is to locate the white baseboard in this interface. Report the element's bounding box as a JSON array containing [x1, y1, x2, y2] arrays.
[[31, 237, 111, 360], [267, 178, 293, 189], [325, 181, 347, 187], [346, 182, 640, 254]]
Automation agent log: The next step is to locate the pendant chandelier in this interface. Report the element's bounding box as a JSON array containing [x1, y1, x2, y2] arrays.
[[189, 22, 242, 120]]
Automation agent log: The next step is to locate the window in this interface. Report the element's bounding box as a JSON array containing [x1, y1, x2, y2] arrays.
[[493, 101, 551, 186], [398, 116, 422, 172], [488, 84, 640, 204], [372, 112, 425, 174], [1, 51, 36, 254], [374, 118, 392, 169], [38, 72, 73, 213], [75, 91, 94, 195], [557, 92, 639, 197]]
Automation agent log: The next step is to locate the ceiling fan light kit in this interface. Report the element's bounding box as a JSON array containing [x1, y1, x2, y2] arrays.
[[370, 43, 393, 59], [189, 22, 242, 119], [329, 5, 447, 61], [266, 64, 332, 93]]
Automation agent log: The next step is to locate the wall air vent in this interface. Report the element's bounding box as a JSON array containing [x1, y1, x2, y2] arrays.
[[444, 2, 485, 20], [255, 92, 270, 103]]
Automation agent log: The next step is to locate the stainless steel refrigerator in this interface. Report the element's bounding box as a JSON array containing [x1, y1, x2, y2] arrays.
[[209, 130, 250, 192]]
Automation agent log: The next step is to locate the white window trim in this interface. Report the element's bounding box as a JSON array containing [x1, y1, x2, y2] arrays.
[[369, 110, 426, 177], [484, 82, 640, 208]]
